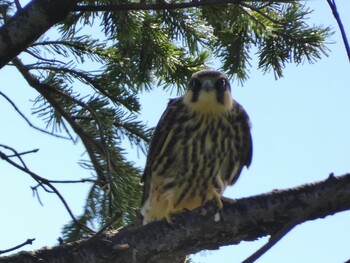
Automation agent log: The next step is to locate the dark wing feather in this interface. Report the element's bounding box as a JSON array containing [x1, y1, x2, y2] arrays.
[[227, 100, 253, 186], [240, 104, 253, 168], [140, 97, 183, 204]]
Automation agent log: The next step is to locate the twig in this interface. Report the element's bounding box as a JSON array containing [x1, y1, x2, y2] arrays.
[[242, 219, 298, 263], [32, 182, 54, 194], [25, 49, 67, 66], [0, 144, 30, 169], [327, 0, 350, 62], [0, 238, 35, 255], [0, 91, 71, 140], [12, 57, 112, 187], [47, 178, 97, 183], [31, 185, 44, 206], [7, 148, 39, 157], [242, 174, 341, 263], [0, 148, 95, 234]]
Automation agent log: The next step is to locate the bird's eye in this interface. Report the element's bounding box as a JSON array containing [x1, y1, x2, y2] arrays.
[[190, 78, 201, 92], [216, 78, 227, 92]]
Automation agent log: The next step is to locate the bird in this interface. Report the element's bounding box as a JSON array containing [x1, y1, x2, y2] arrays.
[[140, 69, 252, 225]]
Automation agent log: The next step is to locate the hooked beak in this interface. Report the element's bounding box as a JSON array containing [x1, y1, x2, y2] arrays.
[[202, 80, 214, 92]]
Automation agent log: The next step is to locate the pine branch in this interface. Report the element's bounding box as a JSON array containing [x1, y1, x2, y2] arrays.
[[12, 57, 111, 184], [12, 57, 144, 233], [1, 173, 350, 263], [74, 0, 295, 12], [0, 91, 70, 139]]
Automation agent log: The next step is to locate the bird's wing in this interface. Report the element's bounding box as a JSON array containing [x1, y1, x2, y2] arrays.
[[238, 103, 253, 168], [225, 100, 253, 186], [140, 97, 184, 204]]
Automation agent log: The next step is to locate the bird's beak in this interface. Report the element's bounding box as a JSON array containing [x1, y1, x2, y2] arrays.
[[202, 80, 214, 92]]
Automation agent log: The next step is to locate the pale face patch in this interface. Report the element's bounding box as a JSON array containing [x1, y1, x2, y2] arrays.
[[183, 89, 233, 114]]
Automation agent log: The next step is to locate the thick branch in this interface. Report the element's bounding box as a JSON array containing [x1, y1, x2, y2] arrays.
[[0, 0, 75, 69], [1, 174, 350, 263]]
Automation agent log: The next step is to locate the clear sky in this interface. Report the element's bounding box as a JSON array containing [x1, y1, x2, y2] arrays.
[[0, 1, 349, 262]]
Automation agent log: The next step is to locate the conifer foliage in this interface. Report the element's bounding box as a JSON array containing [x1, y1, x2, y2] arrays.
[[0, 0, 331, 242]]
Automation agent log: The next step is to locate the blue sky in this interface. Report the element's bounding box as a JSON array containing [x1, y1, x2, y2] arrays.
[[1, 1, 349, 262]]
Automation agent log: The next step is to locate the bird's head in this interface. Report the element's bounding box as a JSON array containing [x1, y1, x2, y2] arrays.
[[183, 70, 233, 114]]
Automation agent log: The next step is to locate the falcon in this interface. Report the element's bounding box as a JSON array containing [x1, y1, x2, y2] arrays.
[[140, 70, 252, 224]]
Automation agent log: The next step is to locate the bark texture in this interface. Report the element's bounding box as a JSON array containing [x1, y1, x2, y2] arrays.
[[0, 0, 75, 69], [1, 174, 350, 263]]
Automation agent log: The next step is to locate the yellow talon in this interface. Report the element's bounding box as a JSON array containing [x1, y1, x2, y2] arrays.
[[213, 191, 223, 209]]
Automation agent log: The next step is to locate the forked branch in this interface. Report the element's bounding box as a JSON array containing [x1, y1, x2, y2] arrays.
[[0, 145, 94, 235]]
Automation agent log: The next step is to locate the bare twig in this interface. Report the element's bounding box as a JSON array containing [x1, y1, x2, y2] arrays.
[[31, 185, 44, 206], [7, 148, 39, 157], [242, 174, 341, 263], [0, 147, 95, 234], [0, 238, 35, 255], [327, 0, 350, 62], [47, 178, 97, 183], [32, 182, 54, 194], [0, 144, 30, 168], [0, 91, 70, 140], [242, 218, 299, 263]]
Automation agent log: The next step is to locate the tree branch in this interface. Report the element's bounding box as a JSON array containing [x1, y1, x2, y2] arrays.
[[327, 0, 350, 62], [12, 57, 111, 185], [0, 0, 75, 69], [0, 91, 70, 140], [242, 172, 342, 263], [0, 239, 35, 255], [1, 173, 350, 263], [74, 0, 293, 12], [0, 145, 94, 235]]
